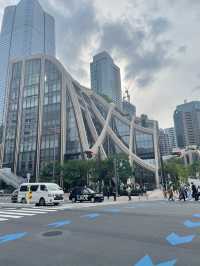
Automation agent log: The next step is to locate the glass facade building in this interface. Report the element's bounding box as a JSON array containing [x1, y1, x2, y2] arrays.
[[0, 0, 55, 123], [2, 55, 160, 187], [174, 101, 200, 148], [90, 51, 122, 109]]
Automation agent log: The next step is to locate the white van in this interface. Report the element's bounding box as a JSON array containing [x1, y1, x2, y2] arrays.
[[18, 183, 64, 206]]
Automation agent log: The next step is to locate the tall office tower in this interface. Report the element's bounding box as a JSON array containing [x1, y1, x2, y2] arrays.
[[90, 51, 122, 109], [0, 0, 55, 123], [174, 101, 200, 148], [159, 129, 171, 156], [164, 127, 177, 151]]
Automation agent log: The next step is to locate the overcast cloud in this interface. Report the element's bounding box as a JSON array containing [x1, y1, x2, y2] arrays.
[[0, 0, 200, 128]]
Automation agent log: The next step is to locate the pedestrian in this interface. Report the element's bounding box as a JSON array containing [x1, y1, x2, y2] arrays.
[[179, 185, 186, 201], [168, 185, 174, 201], [138, 184, 143, 200], [163, 188, 168, 199], [107, 186, 110, 200], [143, 185, 148, 200], [127, 186, 132, 201], [191, 183, 197, 200], [195, 186, 200, 201]]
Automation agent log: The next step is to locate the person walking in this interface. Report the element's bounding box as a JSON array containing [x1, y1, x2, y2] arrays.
[[127, 186, 132, 201], [168, 185, 174, 201], [179, 185, 186, 201], [191, 183, 197, 200], [106, 186, 110, 200], [195, 186, 200, 201]]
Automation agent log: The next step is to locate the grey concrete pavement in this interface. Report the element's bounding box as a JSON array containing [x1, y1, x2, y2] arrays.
[[0, 200, 200, 265]]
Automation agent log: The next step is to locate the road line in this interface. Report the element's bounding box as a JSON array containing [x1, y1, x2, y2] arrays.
[[20, 208, 48, 214], [0, 218, 8, 221], [31, 208, 58, 212], [0, 211, 35, 216], [0, 214, 22, 219]]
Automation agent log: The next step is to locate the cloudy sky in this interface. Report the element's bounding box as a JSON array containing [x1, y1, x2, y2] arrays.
[[0, 0, 200, 128]]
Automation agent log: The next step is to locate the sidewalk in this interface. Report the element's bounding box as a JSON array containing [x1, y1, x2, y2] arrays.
[[96, 189, 164, 204]]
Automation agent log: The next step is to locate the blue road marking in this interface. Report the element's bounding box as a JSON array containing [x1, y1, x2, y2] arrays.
[[103, 208, 121, 213], [125, 205, 136, 209], [48, 220, 71, 228], [184, 220, 200, 228], [81, 213, 100, 219], [166, 232, 195, 246], [157, 260, 177, 266], [134, 255, 176, 266], [193, 214, 200, 218], [0, 232, 27, 244]]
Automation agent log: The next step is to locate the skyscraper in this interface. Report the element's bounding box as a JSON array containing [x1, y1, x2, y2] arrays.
[[159, 129, 171, 156], [90, 51, 122, 108], [0, 0, 55, 123], [174, 101, 200, 148], [164, 127, 177, 151]]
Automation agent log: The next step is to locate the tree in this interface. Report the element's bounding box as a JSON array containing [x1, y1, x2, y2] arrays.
[[116, 154, 133, 184], [188, 160, 200, 178], [39, 162, 62, 184], [163, 158, 188, 189], [62, 159, 95, 188]]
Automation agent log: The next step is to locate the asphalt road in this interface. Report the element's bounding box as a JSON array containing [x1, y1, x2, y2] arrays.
[[0, 200, 200, 266]]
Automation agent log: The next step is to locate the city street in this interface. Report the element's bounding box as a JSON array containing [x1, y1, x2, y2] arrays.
[[0, 200, 200, 266]]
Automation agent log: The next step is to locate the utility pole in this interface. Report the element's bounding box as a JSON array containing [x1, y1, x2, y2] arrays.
[[114, 157, 118, 197]]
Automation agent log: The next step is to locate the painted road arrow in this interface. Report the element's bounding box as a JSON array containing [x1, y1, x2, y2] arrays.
[[48, 220, 71, 228], [0, 232, 27, 244], [193, 214, 200, 218], [81, 213, 100, 219], [166, 232, 195, 246], [184, 220, 200, 228], [134, 255, 177, 266]]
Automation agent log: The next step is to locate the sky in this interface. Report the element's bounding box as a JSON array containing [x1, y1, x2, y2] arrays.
[[0, 0, 200, 128]]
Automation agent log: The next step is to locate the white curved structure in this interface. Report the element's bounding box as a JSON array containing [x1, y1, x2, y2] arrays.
[[2, 55, 160, 187]]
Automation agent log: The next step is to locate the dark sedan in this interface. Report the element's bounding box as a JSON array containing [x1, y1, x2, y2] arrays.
[[69, 187, 104, 203]]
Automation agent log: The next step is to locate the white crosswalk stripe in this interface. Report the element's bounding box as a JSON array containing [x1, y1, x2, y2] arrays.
[[0, 218, 8, 221], [0, 206, 63, 223], [0, 214, 22, 219], [0, 211, 35, 216]]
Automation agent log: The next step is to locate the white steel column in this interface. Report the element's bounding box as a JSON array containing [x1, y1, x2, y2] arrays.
[[153, 121, 160, 188]]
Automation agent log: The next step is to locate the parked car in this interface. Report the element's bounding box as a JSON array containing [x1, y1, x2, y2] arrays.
[[69, 187, 104, 203], [18, 183, 64, 206], [11, 189, 18, 203]]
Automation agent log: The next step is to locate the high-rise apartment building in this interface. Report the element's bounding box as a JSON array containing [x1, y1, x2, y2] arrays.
[[164, 127, 177, 150], [90, 51, 122, 108], [159, 129, 171, 156], [0, 0, 55, 123], [174, 101, 200, 148]]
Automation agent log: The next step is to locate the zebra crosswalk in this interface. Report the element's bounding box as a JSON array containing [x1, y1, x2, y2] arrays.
[[0, 206, 63, 223]]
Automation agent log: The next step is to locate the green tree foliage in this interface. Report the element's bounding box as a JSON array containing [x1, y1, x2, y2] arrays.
[[164, 158, 188, 189], [39, 162, 62, 184], [39, 155, 133, 190], [188, 160, 200, 178]]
